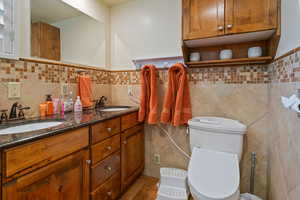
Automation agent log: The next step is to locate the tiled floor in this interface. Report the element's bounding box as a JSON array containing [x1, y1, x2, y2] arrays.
[[120, 176, 159, 200]]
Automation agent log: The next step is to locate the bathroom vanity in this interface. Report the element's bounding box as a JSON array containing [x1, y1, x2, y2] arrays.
[[0, 108, 143, 200]]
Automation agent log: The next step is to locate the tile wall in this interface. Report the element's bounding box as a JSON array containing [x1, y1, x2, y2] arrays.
[[268, 48, 300, 200], [0, 59, 111, 117], [110, 65, 270, 199], [2, 53, 299, 200]]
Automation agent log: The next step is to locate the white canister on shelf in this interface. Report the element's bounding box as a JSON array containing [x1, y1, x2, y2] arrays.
[[248, 46, 263, 58], [189, 52, 201, 62], [220, 49, 233, 60]]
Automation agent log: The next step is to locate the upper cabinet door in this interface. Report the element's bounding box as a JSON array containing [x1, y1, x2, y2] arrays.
[[183, 0, 225, 40], [225, 0, 278, 34]]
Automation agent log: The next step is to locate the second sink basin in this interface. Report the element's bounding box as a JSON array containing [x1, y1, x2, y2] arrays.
[[0, 121, 64, 135], [99, 106, 131, 112]]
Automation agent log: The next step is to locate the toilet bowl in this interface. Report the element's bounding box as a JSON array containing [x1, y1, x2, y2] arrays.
[[188, 148, 240, 200], [187, 117, 247, 200]]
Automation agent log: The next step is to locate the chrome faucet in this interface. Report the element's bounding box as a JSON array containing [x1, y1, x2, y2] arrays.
[[94, 96, 108, 109], [9, 102, 19, 119], [6, 103, 31, 121]]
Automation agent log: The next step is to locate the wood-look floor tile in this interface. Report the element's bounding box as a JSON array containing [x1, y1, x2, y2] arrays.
[[120, 175, 159, 200]]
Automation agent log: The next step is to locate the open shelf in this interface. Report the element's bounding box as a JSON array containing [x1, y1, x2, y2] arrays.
[[186, 56, 273, 67]]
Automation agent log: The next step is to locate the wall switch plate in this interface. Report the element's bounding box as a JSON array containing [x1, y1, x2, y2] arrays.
[[153, 154, 160, 165], [61, 83, 68, 96], [8, 82, 21, 99]]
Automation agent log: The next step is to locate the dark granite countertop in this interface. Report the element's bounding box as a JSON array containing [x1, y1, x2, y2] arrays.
[[0, 106, 139, 149]]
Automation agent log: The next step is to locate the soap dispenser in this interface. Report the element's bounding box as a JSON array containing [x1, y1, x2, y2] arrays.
[[74, 96, 83, 112], [46, 94, 54, 116]]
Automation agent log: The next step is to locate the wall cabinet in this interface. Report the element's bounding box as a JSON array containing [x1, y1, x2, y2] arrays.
[[183, 0, 224, 40], [31, 22, 61, 61], [2, 149, 90, 200], [182, 0, 280, 66], [183, 0, 278, 40]]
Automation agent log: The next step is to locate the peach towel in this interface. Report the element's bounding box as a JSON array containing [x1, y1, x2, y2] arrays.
[[77, 75, 93, 108], [138, 65, 158, 124], [160, 63, 192, 126]]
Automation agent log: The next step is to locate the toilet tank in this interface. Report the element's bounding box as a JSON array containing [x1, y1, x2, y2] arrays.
[[188, 117, 247, 160]]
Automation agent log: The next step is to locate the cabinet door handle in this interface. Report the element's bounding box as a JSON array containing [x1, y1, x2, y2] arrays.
[[123, 141, 127, 145], [106, 146, 112, 150], [227, 24, 233, 29], [218, 26, 224, 31], [107, 191, 112, 196], [107, 128, 112, 132]]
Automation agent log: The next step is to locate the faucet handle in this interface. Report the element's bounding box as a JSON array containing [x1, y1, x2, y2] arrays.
[[0, 109, 8, 121], [17, 105, 30, 119]]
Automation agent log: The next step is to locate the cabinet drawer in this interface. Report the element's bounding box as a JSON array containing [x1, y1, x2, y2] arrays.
[[121, 112, 139, 131], [91, 151, 120, 191], [91, 171, 120, 200], [91, 118, 121, 144], [91, 134, 120, 165], [3, 127, 89, 179]]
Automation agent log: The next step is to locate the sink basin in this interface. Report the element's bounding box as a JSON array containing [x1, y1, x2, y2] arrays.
[[0, 121, 64, 135], [99, 106, 130, 112]]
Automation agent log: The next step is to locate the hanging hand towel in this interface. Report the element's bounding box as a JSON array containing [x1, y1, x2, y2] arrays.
[[161, 63, 192, 126], [77, 75, 93, 108], [138, 65, 158, 124]]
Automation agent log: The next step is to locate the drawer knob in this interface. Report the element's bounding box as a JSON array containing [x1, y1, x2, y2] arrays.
[[227, 24, 233, 29], [106, 146, 112, 150], [123, 141, 127, 145], [218, 26, 224, 31], [106, 166, 112, 171], [107, 191, 112, 196], [107, 128, 112, 132]]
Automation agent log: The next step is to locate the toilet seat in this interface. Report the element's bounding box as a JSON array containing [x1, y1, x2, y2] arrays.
[[188, 148, 240, 200]]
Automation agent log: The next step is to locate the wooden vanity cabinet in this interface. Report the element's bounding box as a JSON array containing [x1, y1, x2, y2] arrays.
[[90, 118, 122, 200], [90, 111, 144, 199], [183, 0, 278, 40], [2, 149, 90, 200], [121, 113, 144, 192], [1, 127, 90, 200]]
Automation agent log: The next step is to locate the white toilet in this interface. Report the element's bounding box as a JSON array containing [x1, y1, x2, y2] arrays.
[[187, 117, 247, 200]]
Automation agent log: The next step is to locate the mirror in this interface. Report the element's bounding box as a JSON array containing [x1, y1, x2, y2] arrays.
[[30, 0, 106, 68]]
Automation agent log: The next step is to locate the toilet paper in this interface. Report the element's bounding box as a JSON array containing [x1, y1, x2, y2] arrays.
[[281, 94, 300, 113]]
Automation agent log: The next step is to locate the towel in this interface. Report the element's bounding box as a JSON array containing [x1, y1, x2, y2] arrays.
[[161, 63, 192, 126], [77, 75, 93, 108], [138, 65, 158, 124]]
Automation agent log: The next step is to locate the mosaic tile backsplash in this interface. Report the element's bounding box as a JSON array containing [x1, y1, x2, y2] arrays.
[[0, 59, 110, 84], [269, 49, 300, 83]]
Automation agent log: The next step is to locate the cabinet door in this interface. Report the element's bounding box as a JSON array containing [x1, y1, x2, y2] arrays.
[[121, 125, 144, 191], [41, 22, 61, 61], [2, 149, 90, 200], [225, 0, 278, 34], [31, 22, 61, 61], [183, 0, 225, 40]]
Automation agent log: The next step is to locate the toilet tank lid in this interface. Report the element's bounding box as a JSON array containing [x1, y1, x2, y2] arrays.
[[188, 117, 247, 134]]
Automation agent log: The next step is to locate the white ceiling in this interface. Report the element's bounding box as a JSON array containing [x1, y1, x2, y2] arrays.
[[100, 0, 132, 7], [31, 0, 83, 24]]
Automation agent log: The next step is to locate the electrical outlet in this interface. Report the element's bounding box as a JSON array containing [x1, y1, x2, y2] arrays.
[[153, 154, 160, 165], [8, 82, 21, 99], [61, 83, 68, 96]]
